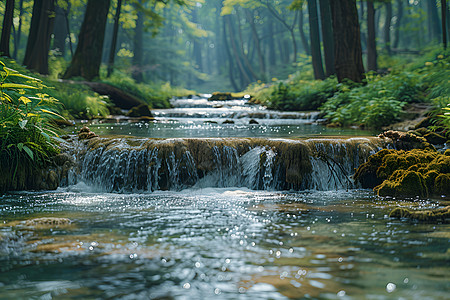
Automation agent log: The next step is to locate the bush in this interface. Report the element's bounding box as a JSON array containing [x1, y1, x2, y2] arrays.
[[0, 60, 63, 187]]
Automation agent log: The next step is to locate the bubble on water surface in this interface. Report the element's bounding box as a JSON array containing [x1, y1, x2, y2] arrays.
[[386, 282, 396, 293]]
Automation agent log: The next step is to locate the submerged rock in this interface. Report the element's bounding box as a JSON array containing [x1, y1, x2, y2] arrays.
[[126, 104, 153, 118], [78, 126, 98, 140], [23, 217, 72, 228]]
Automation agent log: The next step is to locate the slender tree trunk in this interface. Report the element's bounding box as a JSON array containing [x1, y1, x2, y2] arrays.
[[367, 1, 377, 71], [384, 2, 392, 54], [308, 0, 325, 80], [235, 8, 258, 81], [191, 7, 203, 73], [246, 9, 266, 78], [23, 0, 56, 74], [64, 5, 73, 58], [0, 0, 15, 57], [107, 0, 123, 77], [318, 0, 335, 76], [12, 0, 24, 59], [267, 17, 277, 69], [298, 8, 310, 55], [225, 15, 252, 85], [63, 0, 110, 80], [222, 16, 239, 91], [330, 0, 365, 83], [132, 4, 144, 83], [427, 0, 442, 42], [442, 0, 448, 49], [266, 3, 297, 63], [393, 0, 403, 49]]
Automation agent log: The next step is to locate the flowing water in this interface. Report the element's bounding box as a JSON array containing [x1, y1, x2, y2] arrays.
[[0, 97, 448, 299]]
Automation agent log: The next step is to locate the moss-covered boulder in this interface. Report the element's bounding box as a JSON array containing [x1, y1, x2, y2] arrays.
[[126, 104, 153, 117], [378, 130, 433, 150], [208, 92, 236, 101], [354, 148, 450, 198], [389, 206, 450, 223]]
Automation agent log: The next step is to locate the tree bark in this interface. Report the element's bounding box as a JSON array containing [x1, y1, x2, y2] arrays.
[[23, 0, 56, 74], [318, 0, 335, 76], [107, 0, 123, 77], [267, 16, 277, 69], [0, 0, 15, 57], [246, 9, 266, 78], [384, 2, 392, 54], [222, 16, 239, 91], [330, 0, 365, 83], [63, 0, 111, 80], [308, 0, 325, 80], [367, 1, 377, 71]]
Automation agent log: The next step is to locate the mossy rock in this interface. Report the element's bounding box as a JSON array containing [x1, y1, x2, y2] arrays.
[[355, 148, 450, 198], [209, 92, 235, 101], [389, 206, 450, 223], [126, 104, 153, 117], [375, 170, 428, 198], [423, 132, 447, 145], [434, 174, 450, 195]]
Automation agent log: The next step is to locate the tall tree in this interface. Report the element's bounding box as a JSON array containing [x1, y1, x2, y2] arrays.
[[383, 1, 392, 54], [0, 0, 15, 57], [53, 5, 68, 57], [318, 0, 335, 76], [308, 0, 325, 79], [12, 0, 24, 59], [298, 8, 310, 55], [426, 0, 441, 42], [132, 1, 144, 83], [330, 0, 365, 83], [63, 0, 111, 80], [442, 0, 448, 49], [392, 0, 403, 49], [23, 0, 56, 74], [367, 0, 377, 71], [107, 0, 123, 77]]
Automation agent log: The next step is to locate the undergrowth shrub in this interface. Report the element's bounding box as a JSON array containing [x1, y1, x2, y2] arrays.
[[0, 60, 63, 188]]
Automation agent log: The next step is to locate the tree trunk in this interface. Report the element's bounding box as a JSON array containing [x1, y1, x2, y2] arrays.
[[442, 0, 448, 49], [427, 0, 441, 42], [107, 0, 123, 77], [298, 8, 310, 55], [52, 5, 67, 57], [0, 0, 15, 57], [393, 0, 403, 49], [330, 0, 365, 83], [308, 0, 325, 80], [191, 7, 203, 73], [267, 17, 277, 69], [222, 16, 239, 91], [246, 9, 266, 79], [63, 0, 110, 80], [12, 0, 24, 59], [266, 3, 297, 63], [318, 0, 335, 76], [367, 1, 377, 71], [132, 3, 144, 83], [23, 0, 56, 75], [384, 2, 392, 54]]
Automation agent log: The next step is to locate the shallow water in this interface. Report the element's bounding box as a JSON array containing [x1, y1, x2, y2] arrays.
[[66, 96, 376, 138], [2, 97, 448, 299], [0, 189, 448, 299]]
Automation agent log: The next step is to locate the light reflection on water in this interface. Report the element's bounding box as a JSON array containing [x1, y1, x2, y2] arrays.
[[0, 189, 448, 299]]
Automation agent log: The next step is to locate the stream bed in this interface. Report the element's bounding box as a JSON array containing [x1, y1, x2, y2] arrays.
[[0, 96, 448, 299]]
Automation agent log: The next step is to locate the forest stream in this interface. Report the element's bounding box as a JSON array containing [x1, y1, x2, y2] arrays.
[[1, 96, 449, 299]]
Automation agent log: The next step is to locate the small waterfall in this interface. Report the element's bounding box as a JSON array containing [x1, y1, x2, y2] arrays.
[[67, 137, 386, 192]]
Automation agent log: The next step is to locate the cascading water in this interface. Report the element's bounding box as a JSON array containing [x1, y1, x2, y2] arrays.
[[67, 137, 386, 192]]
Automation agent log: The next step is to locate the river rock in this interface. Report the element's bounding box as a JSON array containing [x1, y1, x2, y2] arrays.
[[78, 126, 98, 140], [126, 104, 153, 117]]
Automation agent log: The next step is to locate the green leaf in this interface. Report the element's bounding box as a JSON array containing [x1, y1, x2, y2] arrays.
[[0, 83, 38, 89], [19, 119, 28, 129], [17, 143, 23, 151], [22, 145, 34, 160]]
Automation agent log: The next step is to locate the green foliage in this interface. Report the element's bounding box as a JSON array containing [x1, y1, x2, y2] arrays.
[[102, 72, 194, 109], [248, 76, 338, 111], [0, 60, 63, 184]]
